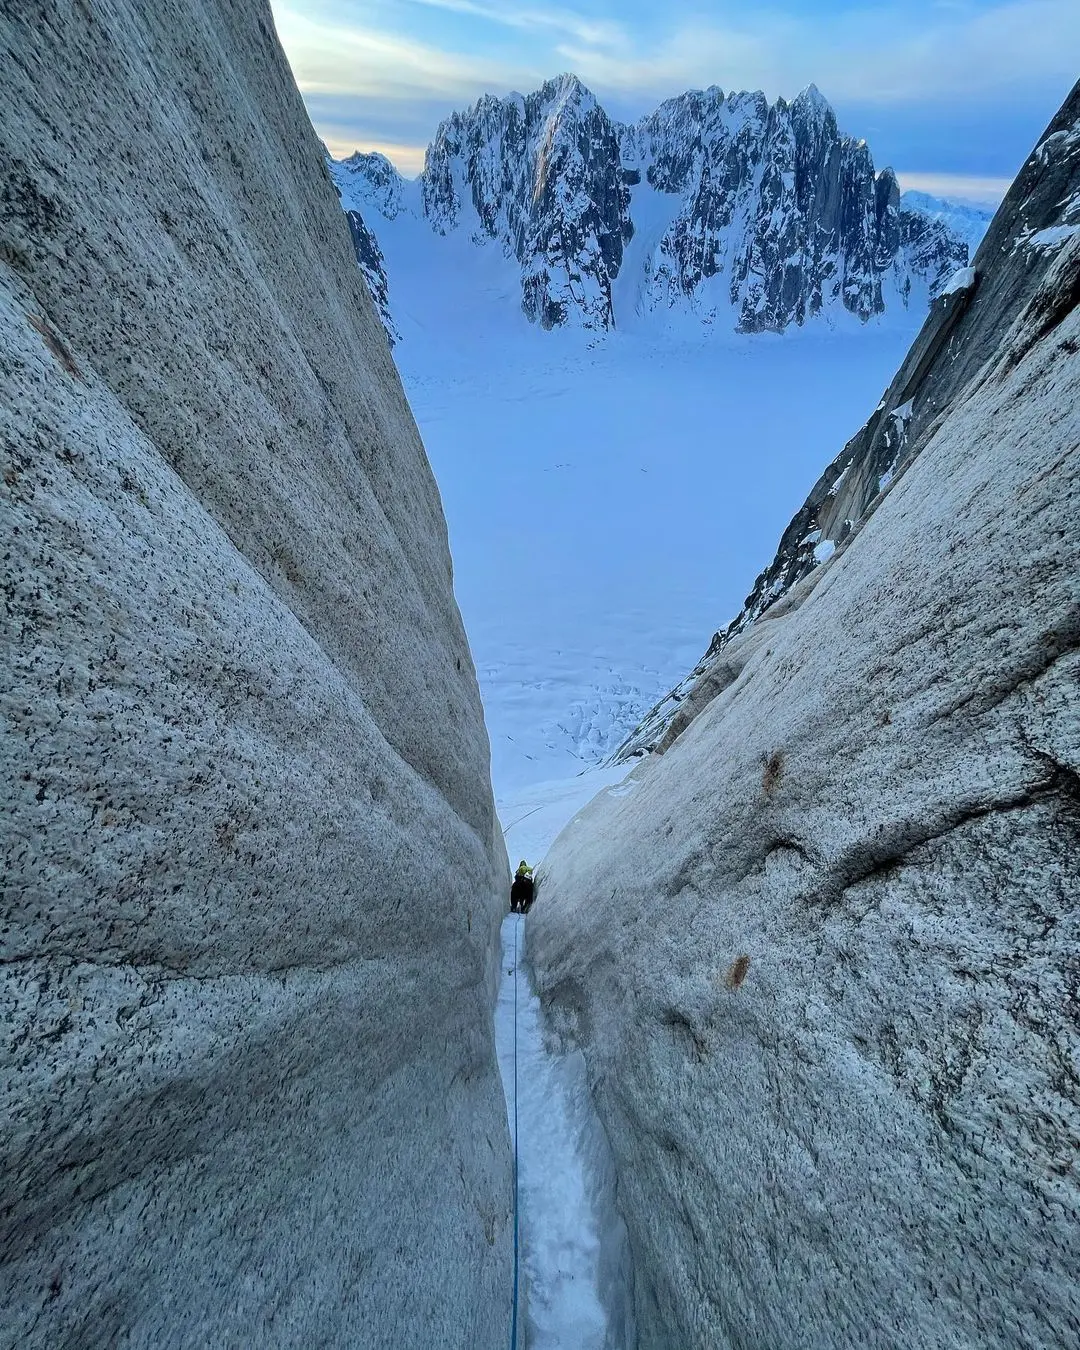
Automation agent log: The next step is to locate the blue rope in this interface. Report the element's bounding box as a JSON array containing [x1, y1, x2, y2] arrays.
[[510, 916, 521, 1350]]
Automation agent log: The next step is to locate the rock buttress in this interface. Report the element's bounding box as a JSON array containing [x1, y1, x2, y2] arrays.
[[0, 2, 510, 1346], [530, 88, 1080, 1350]]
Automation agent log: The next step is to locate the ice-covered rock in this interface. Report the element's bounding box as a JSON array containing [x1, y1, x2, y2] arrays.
[[0, 5, 510, 1347], [347, 77, 968, 335], [422, 74, 633, 329], [531, 81, 1080, 1348]]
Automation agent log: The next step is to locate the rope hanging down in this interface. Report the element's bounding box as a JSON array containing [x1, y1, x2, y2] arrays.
[[510, 917, 521, 1349]]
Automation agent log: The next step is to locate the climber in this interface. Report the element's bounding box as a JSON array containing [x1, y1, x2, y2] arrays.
[[510, 861, 534, 914]]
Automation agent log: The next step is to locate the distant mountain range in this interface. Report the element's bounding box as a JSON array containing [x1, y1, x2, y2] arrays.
[[330, 75, 994, 342]]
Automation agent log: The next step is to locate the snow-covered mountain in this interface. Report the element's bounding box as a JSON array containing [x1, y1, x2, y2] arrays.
[[613, 92, 1078, 761], [331, 151, 400, 343], [332, 75, 972, 336], [900, 189, 995, 259]]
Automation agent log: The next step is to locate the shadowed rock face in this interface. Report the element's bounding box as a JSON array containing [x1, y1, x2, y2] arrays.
[[616, 80, 1080, 761], [0, 3, 509, 1347], [531, 84, 1080, 1349], [344, 207, 398, 345]]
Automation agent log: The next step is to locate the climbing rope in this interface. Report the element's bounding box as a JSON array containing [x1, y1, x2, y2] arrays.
[[510, 916, 521, 1349]]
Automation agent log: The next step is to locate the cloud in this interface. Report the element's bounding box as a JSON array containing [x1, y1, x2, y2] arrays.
[[551, 1, 1080, 106], [275, 1, 1079, 111], [271, 0, 1078, 173], [403, 0, 625, 48], [320, 132, 429, 173], [895, 171, 1014, 205], [271, 2, 544, 100]]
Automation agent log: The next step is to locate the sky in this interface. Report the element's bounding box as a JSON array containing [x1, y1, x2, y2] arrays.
[[271, 0, 1079, 202]]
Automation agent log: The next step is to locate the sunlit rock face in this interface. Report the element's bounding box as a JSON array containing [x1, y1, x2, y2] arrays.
[[0, 4, 510, 1347], [531, 82, 1080, 1349]]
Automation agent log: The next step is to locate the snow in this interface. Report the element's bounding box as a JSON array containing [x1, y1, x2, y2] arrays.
[[365, 197, 924, 800], [940, 265, 977, 295], [495, 763, 639, 1348], [1025, 223, 1080, 249], [495, 909, 635, 1350], [610, 180, 685, 328], [813, 538, 836, 563], [891, 398, 914, 425], [499, 764, 635, 871]]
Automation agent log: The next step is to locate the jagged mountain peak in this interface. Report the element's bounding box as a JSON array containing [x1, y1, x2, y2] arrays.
[[797, 80, 828, 108], [335, 149, 409, 219], [336, 75, 974, 337], [537, 70, 597, 108]]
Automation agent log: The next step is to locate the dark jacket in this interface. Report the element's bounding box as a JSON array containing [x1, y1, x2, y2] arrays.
[[510, 874, 534, 909]]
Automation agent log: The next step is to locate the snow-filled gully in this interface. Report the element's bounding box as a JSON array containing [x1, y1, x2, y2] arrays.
[[494, 915, 635, 1349]]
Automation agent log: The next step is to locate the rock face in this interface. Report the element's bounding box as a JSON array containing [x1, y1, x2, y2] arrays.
[[344, 77, 967, 334], [530, 83, 1080, 1349], [1, 5, 510, 1348], [614, 86, 1079, 761], [423, 74, 633, 329]]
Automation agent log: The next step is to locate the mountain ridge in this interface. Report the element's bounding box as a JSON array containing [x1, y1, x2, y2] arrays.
[[613, 80, 1080, 761], [332, 75, 974, 337]]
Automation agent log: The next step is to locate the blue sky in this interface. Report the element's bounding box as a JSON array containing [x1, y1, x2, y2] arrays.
[[271, 0, 1079, 201]]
